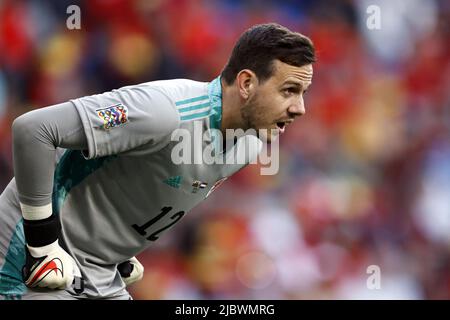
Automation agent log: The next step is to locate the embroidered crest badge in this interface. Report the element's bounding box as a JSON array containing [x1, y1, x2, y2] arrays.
[[96, 103, 128, 130]]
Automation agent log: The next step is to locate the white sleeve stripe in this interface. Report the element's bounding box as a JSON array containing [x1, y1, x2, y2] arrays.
[[20, 202, 53, 220], [175, 95, 209, 106], [178, 106, 211, 117], [177, 101, 210, 113]]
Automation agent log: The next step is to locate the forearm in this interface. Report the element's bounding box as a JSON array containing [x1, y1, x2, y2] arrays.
[[12, 101, 88, 219]]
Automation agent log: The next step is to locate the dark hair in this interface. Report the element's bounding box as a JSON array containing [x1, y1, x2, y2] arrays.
[[221, 23, 316, 84]]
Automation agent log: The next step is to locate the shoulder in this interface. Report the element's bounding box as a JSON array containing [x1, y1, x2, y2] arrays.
[[118, 79, 209, 106], [123, 79, 214, 125]]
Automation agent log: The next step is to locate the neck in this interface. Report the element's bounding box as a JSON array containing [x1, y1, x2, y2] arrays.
[[220, 78, 243, 135]]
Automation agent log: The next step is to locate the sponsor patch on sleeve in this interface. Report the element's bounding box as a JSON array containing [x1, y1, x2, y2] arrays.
[[96, 103, 128, 130]]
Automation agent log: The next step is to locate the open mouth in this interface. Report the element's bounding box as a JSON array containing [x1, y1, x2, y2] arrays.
[[276, 122, 286, 132]]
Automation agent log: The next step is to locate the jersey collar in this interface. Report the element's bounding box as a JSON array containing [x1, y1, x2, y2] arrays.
[[207, 76, 222, 131], [207, 76, 224, 155]]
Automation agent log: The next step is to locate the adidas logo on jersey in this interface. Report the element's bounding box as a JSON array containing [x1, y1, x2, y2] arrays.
[[163, 176, 182, 188]]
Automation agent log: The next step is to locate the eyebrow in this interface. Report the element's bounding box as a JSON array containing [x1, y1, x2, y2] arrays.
[[283, 80, 313, 90], [283, 81, 303, 88]]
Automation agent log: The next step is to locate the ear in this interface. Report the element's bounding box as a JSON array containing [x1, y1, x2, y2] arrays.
[[236, 69, 257, 100]]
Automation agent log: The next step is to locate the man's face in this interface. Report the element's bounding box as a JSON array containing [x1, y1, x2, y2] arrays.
[[240, 60, 313, 142]]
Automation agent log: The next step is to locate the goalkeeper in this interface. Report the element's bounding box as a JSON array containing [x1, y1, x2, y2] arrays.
[[0, 23, 315, 300]]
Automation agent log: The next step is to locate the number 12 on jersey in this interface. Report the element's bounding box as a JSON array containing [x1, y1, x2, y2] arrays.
[[132, 206, 185, 241]]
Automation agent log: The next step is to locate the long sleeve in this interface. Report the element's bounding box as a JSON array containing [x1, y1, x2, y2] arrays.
[[12, 101, 88, 210]]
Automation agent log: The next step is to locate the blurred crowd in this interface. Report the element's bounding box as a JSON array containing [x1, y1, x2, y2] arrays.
[[0, 0, 449, 299]]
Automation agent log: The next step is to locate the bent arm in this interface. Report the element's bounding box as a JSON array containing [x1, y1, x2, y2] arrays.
[[12, 101, 87, 220]]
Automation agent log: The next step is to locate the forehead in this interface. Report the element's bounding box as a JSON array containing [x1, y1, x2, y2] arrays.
[[268, 60, 313, 86]]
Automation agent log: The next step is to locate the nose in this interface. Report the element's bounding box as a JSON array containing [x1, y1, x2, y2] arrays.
[[287, 98, 305, 117]]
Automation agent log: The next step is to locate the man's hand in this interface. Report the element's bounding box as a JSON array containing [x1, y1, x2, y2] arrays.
[[22, 240, 81, 289], [117, 256, 144, 286]]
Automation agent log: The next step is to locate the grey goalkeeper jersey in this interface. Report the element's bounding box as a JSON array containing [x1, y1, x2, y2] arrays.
[[0, 77, 262, 299]]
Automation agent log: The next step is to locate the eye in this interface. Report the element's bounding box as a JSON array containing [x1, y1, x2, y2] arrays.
[[283, 87, 299, 96]]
